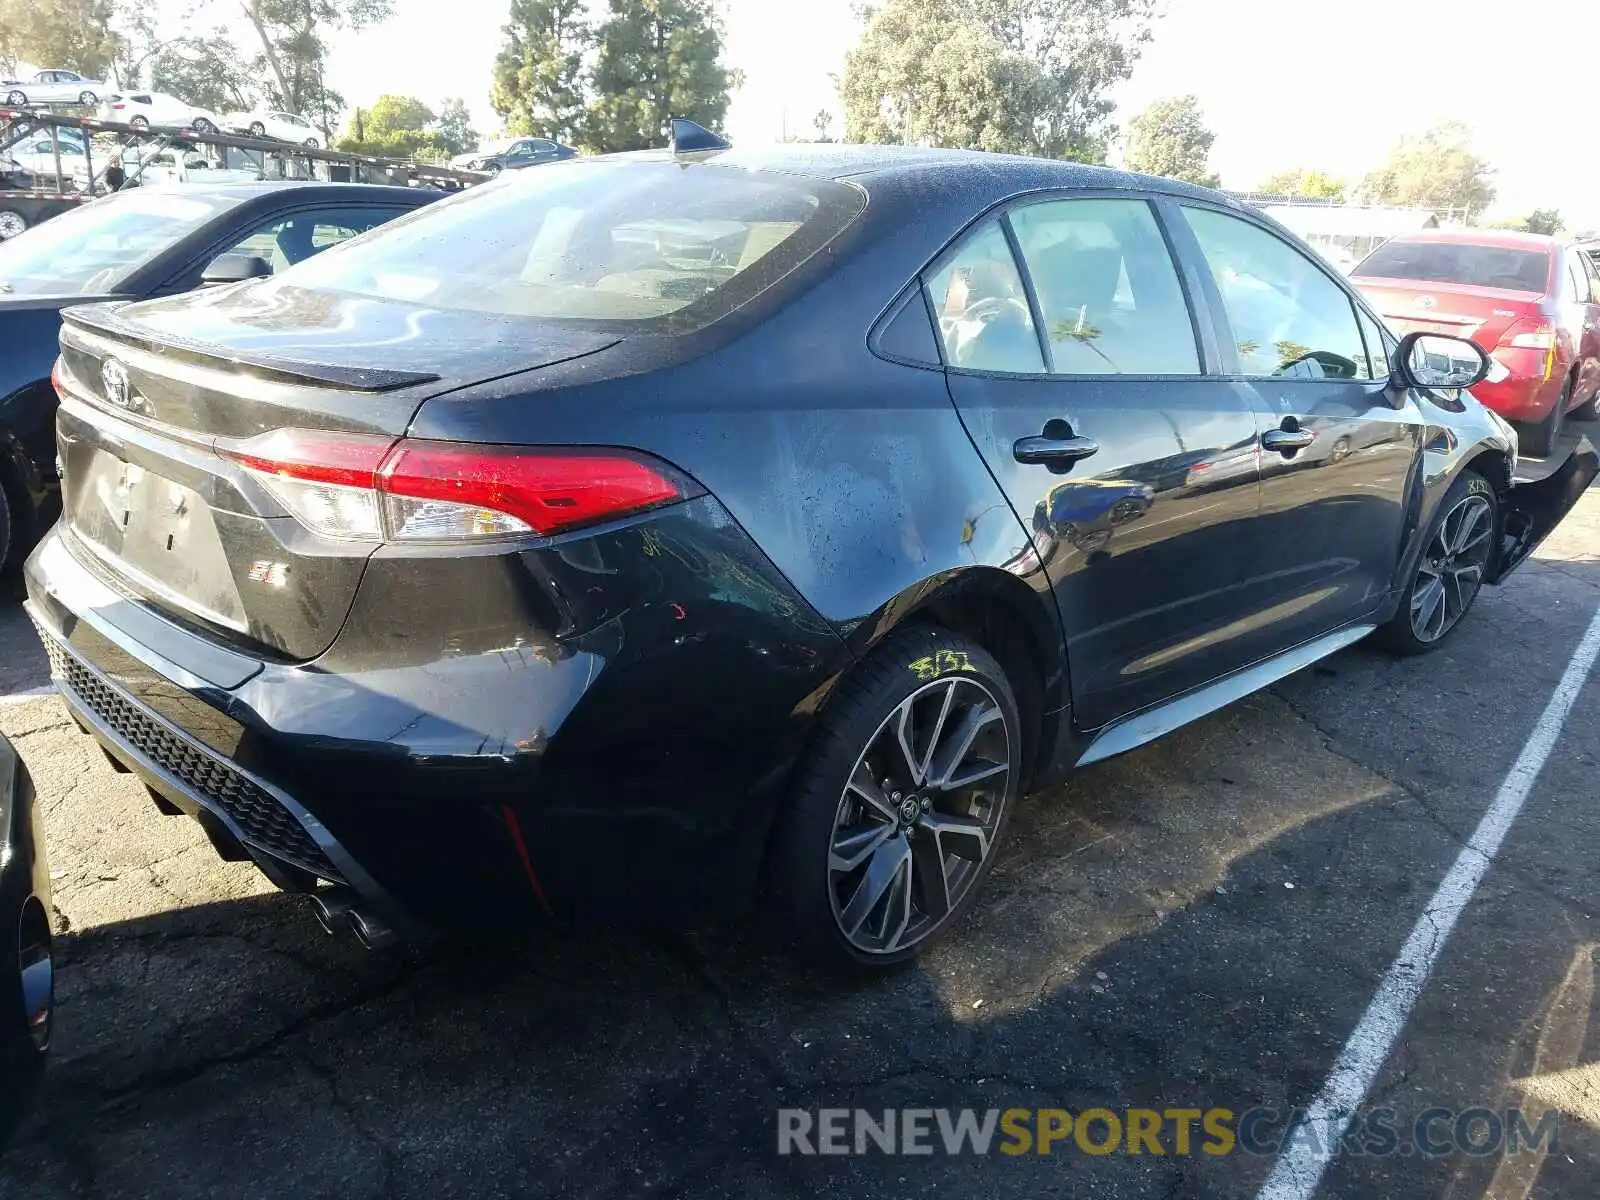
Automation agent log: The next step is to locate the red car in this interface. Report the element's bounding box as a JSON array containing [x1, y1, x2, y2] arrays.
[[1353, 229, 1600, 456]]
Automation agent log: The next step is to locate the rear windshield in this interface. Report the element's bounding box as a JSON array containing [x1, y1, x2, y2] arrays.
[[1355, 240, 1551, 293], [0, 188, 240, 296], [279, 158, 867, 329]]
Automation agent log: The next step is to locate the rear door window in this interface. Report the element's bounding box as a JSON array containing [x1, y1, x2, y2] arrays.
[[221, 208, 409, 273], [1009, 197, 1199, 375]]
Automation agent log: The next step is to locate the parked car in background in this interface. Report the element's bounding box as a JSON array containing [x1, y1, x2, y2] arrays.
[[22, 147, 1594, 971], [0, 182, 439, 569], [3, 70, 106, 108], [121, 147, 263, 186], [97, 92, 220, 134], [7, 136, 91, 185], [1352, 229, 1600, 455], [221, 109, 324, 147], [450, 135, 576, 174], [0, 734, 49, 1148]]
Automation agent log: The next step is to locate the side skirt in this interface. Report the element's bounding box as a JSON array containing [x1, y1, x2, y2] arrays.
[[1074, 623, 1376, 768]]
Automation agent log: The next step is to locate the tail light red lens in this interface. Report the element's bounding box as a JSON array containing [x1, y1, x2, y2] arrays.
[[223, 431, 694, 543], [50, 359, 66, 401], [1496, 317, 1557, 350]]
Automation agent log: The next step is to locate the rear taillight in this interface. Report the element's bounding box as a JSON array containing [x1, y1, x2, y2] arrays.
[[1497, 318, 1556, 350], [223, 430, 693, 543], [50, 359, 66, 401]]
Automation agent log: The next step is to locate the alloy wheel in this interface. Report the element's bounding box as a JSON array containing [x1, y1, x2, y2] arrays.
[[827, 676, 1013, 956], [0, 211, 26, 241], [1410, 492, 1494, 642], [5, 91, 25, 107]]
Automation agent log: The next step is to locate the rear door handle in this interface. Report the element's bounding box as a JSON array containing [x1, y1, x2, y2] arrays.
[[1013, 435, 1100, 466], [1262, 429, 1315, 452]]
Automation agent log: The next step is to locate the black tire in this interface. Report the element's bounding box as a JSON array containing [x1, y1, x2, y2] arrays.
[[1375, 469, 1498, 655], [304, 138, 319, 148], [0, 209, 27, 242], [5, 90, 26, 107], [1573, 380, 1600, 423], [130, 116, 149, 130], [1522, 380, 1569, 459], [77, 90, 96, 106], [767, 625, 1022, 970], [192, 117, 217, 135], [249, 121, 266, 137]]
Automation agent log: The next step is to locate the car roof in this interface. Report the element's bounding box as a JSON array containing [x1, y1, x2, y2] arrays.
[[1384, 227, 1563, 252], [604, 142, 1234, 202]]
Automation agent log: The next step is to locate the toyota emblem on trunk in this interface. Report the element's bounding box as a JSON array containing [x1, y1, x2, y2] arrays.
[[101, 358, 135, 410]]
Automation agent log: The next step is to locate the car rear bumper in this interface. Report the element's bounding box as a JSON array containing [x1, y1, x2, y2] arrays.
[[24, 499, 849, 933], [1474, 353, 1565, 421]]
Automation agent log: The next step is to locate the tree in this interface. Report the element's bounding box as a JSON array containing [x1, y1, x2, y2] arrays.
[[491, 0, 589, 143], [0, 0, 121, 79], [1258, 168, 1345, 201], [586, 0, 740, 153], [434, 97, 477, 156], [233, 0, 394, 125], [1360, 122, 1496, 219], [148, 33, 255, 113], [840, 0, 1157, 161], [1525, 208, 1564, 236], [1122, 95, 1218, 187], [337, 94, 449, 159]]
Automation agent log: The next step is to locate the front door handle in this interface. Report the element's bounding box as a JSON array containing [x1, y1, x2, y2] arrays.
[[1013, 434, 1100, 466], [1262, 428, 1315, 452]]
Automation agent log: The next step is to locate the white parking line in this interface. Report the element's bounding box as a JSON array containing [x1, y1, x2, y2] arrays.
[[1257, 600, 1600, 1200], [0, 685, 55, 707]]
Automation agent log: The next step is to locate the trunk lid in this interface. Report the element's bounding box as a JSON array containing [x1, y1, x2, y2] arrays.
[[54, 291, 620, 661], [1353, 277, 1546, 350]]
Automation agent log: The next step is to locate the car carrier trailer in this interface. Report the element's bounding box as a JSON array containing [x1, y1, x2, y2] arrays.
[[0, 107, 487, 240]]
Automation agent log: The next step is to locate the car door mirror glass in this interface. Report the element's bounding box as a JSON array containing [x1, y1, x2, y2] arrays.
[[1400, 333, 1489, 390], [201, 252, 273, 285]]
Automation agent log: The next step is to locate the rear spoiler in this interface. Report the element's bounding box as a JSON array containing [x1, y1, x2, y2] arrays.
[[61, 302, 442, 393], [1488, 437, 1599, 584]]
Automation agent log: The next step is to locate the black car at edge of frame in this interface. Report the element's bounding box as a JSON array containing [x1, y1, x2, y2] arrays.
[[0, 732, 50, 1144], [0, 182, 440, 573], [22, 141, 1600, 968]]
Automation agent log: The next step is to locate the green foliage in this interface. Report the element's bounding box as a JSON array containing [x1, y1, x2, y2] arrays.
[[1525, 208, 1564, 236], [434, 97, 477, 156], [1123, 95, 1218, 187], [840, 0, 1157, 161], [1258, 168, 1345, 201], [1360, 122, 1496, 218], [337, 94, 449, 160], [0, 0, 122, 79], [491, 0, 588, 143], [236, 0, 395, 126], [148, 32, 255, 113], [586, 0, 740, 153]]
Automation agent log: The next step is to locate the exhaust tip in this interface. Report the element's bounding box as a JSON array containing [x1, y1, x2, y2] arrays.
[[308, 888, 355, 937], [348, 909, 397, 951]]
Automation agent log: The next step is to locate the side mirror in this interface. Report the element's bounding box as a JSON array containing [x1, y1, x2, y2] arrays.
[[1394, 331, 1490, 390], [200, 253, 272, 286]]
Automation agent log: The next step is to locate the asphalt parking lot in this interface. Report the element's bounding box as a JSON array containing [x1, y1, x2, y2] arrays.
[[2, 424, 1599, 1200]]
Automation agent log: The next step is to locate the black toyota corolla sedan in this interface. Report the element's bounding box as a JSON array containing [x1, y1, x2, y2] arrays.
[[23, 145, 1598, 968], [0, 182, 440, 572]]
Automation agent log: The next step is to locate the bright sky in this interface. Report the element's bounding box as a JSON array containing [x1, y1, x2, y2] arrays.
[[327, 0, 1600, 228]]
